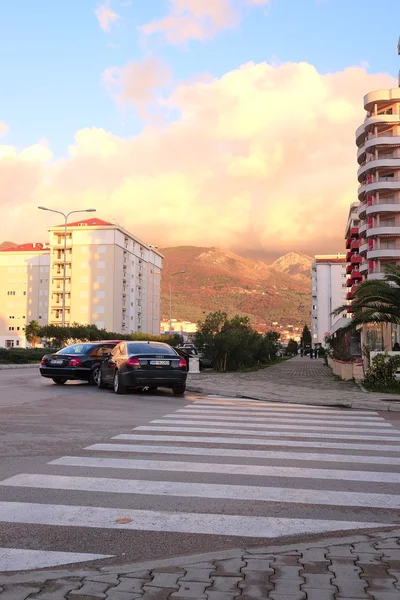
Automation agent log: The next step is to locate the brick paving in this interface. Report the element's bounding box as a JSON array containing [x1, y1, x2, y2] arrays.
[[187, 355, 400, 411], [2, 530, 400, 600]]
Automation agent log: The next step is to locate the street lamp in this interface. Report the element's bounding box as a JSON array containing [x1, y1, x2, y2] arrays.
[[38, 207, 96, 327], [169, 270, 187, 333]]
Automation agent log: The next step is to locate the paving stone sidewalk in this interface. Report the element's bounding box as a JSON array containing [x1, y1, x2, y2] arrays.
[[187, 356, 400, 412], [2, 528, 400, 599]]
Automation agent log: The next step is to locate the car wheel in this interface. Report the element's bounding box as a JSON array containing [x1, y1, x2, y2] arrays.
[[172, 384, 186, 396], [89, 366, 100, 386], [113, 370, 127, 395], [97, 369, 107, 389], [52, 377, 68, 385]]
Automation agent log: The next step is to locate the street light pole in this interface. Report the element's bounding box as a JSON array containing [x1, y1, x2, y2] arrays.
[[38, 207, 96, 327], [169, 270, 187, 333]]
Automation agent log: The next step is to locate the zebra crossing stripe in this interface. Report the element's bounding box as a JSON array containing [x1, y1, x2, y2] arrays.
[[149, 419, 396, 433], [113, 433, 400, 452], [48, 456, 400, 483], [2, 473, 400, 509], [134, 425, 400, 441], [0, 547, 113, 572], [174, 409, 385, 422], [84, 443, 400, 466], [0, 501, 389, 538], [162, 414, 392, 428], [193, 401, 376, 415]]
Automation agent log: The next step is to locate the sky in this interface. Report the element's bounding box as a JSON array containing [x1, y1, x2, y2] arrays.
[[0, 0, 399, 260]]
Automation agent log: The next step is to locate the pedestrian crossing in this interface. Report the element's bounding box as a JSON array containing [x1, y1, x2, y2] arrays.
[[0, 396, 399, 571]]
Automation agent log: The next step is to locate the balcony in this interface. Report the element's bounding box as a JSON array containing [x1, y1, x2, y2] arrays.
[[366, 226, 400, 237], [346, 264, 353, 275], [366, 202, 400, 216], [368, 272, 386, 280], [351, 284, 361, 295], [345, 238, 352, 249], [359, 222, 368, 236], [367, 248, 400, 260], [359, 262, 369, 273], [350, 227, 359, 238], [364, 135, 400, 155], [346, 277, 354, 287], [346, 306, 353, 314], [358, 158, 400, 182], [351, 271, 362, 281], [346, 291, 354, 300], [364, 89, 400, 111], [351, 255, 362, 265], [359, 242, 368, 255], [351, 240, 360, 250], [346, 251, 352, 262]]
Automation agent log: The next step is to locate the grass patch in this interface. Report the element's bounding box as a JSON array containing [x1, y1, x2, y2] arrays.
[[363, 382, 400, 395]]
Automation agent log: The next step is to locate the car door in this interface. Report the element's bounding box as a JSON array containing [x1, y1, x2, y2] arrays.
[[102, 344, 120, 383]]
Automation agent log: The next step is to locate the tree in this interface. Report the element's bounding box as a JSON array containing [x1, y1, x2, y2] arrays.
[[286, 339, 298, 355], [333, 264, 400, 328], [301, 324, 312, 348], [25, 320, 41, 348]]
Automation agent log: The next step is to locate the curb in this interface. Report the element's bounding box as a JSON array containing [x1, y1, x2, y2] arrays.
[[0, 363, 40, 370], [185, 385, 400, 411], [1, 526, 399, 583]]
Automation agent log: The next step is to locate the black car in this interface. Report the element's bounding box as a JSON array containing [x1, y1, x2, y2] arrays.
[[40, 341, 121, 386], [98, 341, 187, 395]]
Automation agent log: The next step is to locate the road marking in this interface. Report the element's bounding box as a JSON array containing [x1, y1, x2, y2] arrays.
[[0, 502, 389, 539], [3, 473, 400, 509], [0, 547, 113, 572], [48, 456, 400, 483], [193, 401, 377, 415], [149, 419, 396, 434], [134, 425, 400, 441], [175, 409, 385, 422], [163, 414, 392, 427], [85, 443, 400, 465], [113, 433, 400, 452]]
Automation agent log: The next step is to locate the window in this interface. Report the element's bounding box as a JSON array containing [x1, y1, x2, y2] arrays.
[[97, 276, 105, 284], [6, 340, 14, 348], [380, 240, 396, 249], [96, 291, 105, 299], [8, 327, 14, 331], [98, 246, 106, 254]]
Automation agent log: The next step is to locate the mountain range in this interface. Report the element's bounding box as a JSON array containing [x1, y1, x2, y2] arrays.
[[159, 246, 312, 329]]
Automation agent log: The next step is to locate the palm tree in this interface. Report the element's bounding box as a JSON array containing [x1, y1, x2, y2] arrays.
[[333, 264, 400, 328], [25, 320, 41, 348]]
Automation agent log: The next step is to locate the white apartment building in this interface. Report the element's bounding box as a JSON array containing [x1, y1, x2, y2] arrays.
[[47, 218, 163, 335], [0, 243, 50, 348], [311, 255, 347, 347]]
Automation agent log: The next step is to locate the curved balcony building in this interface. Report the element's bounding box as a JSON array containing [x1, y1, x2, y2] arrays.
[[356, 85, 400, 280]]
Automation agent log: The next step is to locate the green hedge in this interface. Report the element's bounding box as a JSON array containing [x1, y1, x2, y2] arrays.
[[0, 348, 59, 364]]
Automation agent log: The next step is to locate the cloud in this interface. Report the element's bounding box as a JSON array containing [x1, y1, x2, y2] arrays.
[[140, 0, 269, 45], [0, 122, 8, 138], [0, 61, 396, 257], [102, 57, 171, 116], [95, 2, 121, 32]]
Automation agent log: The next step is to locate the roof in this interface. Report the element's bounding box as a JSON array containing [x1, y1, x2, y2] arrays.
[[56, 218, 113, 228], [0, 242, 49, 253]]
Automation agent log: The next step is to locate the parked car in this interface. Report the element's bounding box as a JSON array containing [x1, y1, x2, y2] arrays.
[[40, 341, 121, 385], [98, 341, 188, 395], [178, 344, 212, 369]]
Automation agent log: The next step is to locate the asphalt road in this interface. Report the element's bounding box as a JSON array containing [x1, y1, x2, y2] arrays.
[[0, 368, 400, 573]]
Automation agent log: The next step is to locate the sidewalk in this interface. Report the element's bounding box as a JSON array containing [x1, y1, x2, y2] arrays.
[[187, 355, 400, 412], [1, 528, 400, 599]]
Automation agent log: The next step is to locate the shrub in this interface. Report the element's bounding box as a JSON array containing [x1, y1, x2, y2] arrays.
[[363, 353, 400, 389], [0, 348, 59, 364]]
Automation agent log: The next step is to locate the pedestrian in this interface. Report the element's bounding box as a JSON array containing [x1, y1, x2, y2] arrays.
[[300, 347, 304, 358], [310, 348, 313, 359]]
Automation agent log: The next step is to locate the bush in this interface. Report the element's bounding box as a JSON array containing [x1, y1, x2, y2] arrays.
[[363, 353, 400, 389], [195, 312, 280, 371], [0, 348, 59, 364]]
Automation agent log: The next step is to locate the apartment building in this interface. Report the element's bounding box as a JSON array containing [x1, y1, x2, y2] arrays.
[[356, 83, 400, 282], [311, 255, 347, 347], [344, 201, 361, 313], [47, 218, 163, 335], [0, 243, 50, 348]]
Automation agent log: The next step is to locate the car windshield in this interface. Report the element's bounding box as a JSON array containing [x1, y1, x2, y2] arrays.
[[127, 343, 176, 355], [57, 344, 94, 355]]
